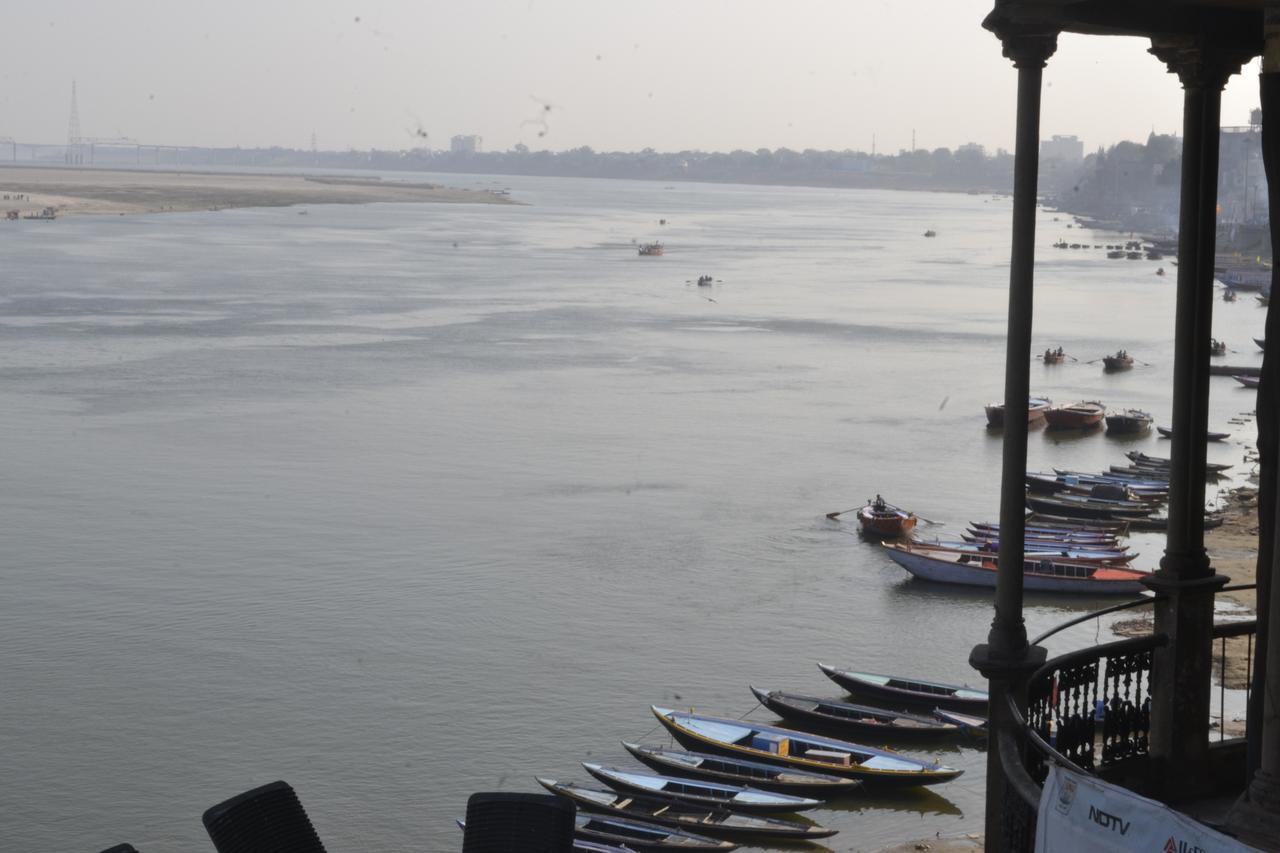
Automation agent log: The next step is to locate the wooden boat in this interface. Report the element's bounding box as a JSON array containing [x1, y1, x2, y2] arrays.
[[1028, 473, 1167, 498], [881, 541, 1150, 595], [1124, 451, 1232, 473], [855, 497, 917, 539], [923, 229, 937, 237], [575, 814, 736, 851], [1107, 249, 1125, 259], [620, 743, 859, 799], [581, 764, 821, 814], [1155, 426, 1230, 441], [971, 518, 1130, 536], [1210, 338, 1228, 356], [817, 664, 988, 713], [1102, 351, 1134, 371], [959, 533, 1125, 552], [1104, 409, 1153, 435], [933, 709, 988, 735], [1043, 400, 1105, 430], [1023, 513, 1131, 535], [964, 527, 1123, 547], [1025, 495, 1153, 521], [1042, 348, 1066, 364], [537, 779, 835, 842], [749, 687, 964, 739], [638, 242, 665, 256], [649, 707, 962, 787], [985, 396, 1051, 427], [1235, 375, 1261, 388], [923, 540, 1134, 563], [458, 818, 657, 853]]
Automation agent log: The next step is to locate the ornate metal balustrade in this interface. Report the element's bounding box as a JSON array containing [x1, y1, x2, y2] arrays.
[[996, 587, 1258, 853]]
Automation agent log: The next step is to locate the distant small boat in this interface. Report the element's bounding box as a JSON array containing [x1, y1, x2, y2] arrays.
[[923, 230, 937, 238], [582, 764, 821, 814], [1255, 338, 1266, 351], [620, 742, 859, 798], [22, 206, 57, 220], [748, 687, 964, 740], [1104, 409, 1153, 435], [1259, 294, 1271, 306], [1102, 351, 1134, 371], [817, 663, 988, 713], [856, 497, 917, 539], [1107, 250, 1125, 259], [696, 275, 713, 286], [1044, 401, 1105, 430], [1042, 348, 1066, 364], [1234, 375, 1261, 388], [649, 707, 962, 787], [985, 396, 1052, 427], [1155, 426, 1229, 441], [1224, 289, 1239, 302], [1210, 338, 1228, 356], [538, 778, 833, 842], [639, 242, 664, 256]]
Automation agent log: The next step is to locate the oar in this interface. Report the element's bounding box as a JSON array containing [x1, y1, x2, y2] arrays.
[[825, 506, 862, 520], [1136, 359, 1154, 367], [1066, 354, 1079, 362]]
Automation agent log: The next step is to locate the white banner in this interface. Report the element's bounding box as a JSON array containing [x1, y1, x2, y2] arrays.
[[1034, 765, 1259, 853]]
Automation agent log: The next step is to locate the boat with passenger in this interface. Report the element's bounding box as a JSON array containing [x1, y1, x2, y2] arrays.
[[855, 496, 917, 539], [639, 242, 664, 256]]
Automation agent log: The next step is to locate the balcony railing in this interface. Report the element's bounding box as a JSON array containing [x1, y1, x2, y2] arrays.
[[997, 585, 1257, 852]]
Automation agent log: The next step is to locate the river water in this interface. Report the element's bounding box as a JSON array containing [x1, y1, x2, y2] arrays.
[[0, 174, 1262, 851]]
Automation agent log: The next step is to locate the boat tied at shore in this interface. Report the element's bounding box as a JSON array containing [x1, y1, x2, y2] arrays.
[[985, 395, 1052, 427]]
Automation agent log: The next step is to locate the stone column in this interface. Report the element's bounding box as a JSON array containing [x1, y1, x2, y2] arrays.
[[1144, 37, 1247, 801], [969, 27, 1055, 852]]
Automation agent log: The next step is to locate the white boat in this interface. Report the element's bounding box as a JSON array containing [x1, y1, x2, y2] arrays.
[[881, 542, 1149, 595]]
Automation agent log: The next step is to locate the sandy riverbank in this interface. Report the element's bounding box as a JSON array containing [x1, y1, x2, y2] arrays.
[[0, 165, 515, 217]]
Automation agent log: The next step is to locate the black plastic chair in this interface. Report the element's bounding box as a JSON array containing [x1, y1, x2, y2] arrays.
[[462, 792, 575, 852], [202, 780, 326, 853]]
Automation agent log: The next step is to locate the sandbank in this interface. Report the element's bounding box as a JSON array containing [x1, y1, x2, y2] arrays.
[[0, 165, 515, 217]]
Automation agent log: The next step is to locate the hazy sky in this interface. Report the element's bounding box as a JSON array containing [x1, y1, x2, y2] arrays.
[[2, 1, 1265, 154]]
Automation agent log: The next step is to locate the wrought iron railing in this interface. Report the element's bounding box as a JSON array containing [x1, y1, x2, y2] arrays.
[[997, 584, 1258, 853]]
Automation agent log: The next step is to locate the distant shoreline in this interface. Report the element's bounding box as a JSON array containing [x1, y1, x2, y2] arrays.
[[0, 165, 516, 217]]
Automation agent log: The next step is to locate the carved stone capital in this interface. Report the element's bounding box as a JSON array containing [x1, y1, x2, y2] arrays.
[[998, 30, 1058, 69], [1150, 37, 1251, 90]]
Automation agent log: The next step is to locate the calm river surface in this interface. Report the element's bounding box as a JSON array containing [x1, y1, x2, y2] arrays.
[[0, 173, 1262, 851]]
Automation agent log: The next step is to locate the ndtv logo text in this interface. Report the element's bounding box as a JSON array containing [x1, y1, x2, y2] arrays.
[[1088, 805, 1130, 835]]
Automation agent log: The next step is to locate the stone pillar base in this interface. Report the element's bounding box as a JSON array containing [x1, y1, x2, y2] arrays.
[[1225, 770, 1280, 851]]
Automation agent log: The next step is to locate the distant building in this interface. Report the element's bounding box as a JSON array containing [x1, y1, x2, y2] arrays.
[[1039, 134, 1084, 164], [1220, 121, 1267, 225], [957, 142, 986, 158], [450, 135, 482, 154]]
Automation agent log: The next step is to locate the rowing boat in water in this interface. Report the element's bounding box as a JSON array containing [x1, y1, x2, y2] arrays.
[[1043, 401, 1105, 430], [581, 764, 822, 814], [620, 742, 859, 798], [1156, 426, 1230, 441], [1025, 495, 1153, 521], [538, 779, 833, 841], [817, 663, 988, 713], [985, 396, 1052, 427], [881, 541, 1149, 594], [649, 707, 962, 787], [749, 686, 964, 739], [856, 497, 917, 539], [1104, 409, 1153, 435]]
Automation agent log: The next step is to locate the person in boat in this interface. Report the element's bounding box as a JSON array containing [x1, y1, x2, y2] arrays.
[[1056, 346, 1064, 356], [1045, 348, 1053, 360], [871, 494, 887, 512]]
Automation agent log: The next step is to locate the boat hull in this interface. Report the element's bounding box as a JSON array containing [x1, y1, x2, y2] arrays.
[[621, 743, 859, 799], [750, 687, 962, 740], [882, 543, 1147, 595], [817, 664, 988, 714], [650, 708, 962, 788], [1044, 403, 1105, 430]]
